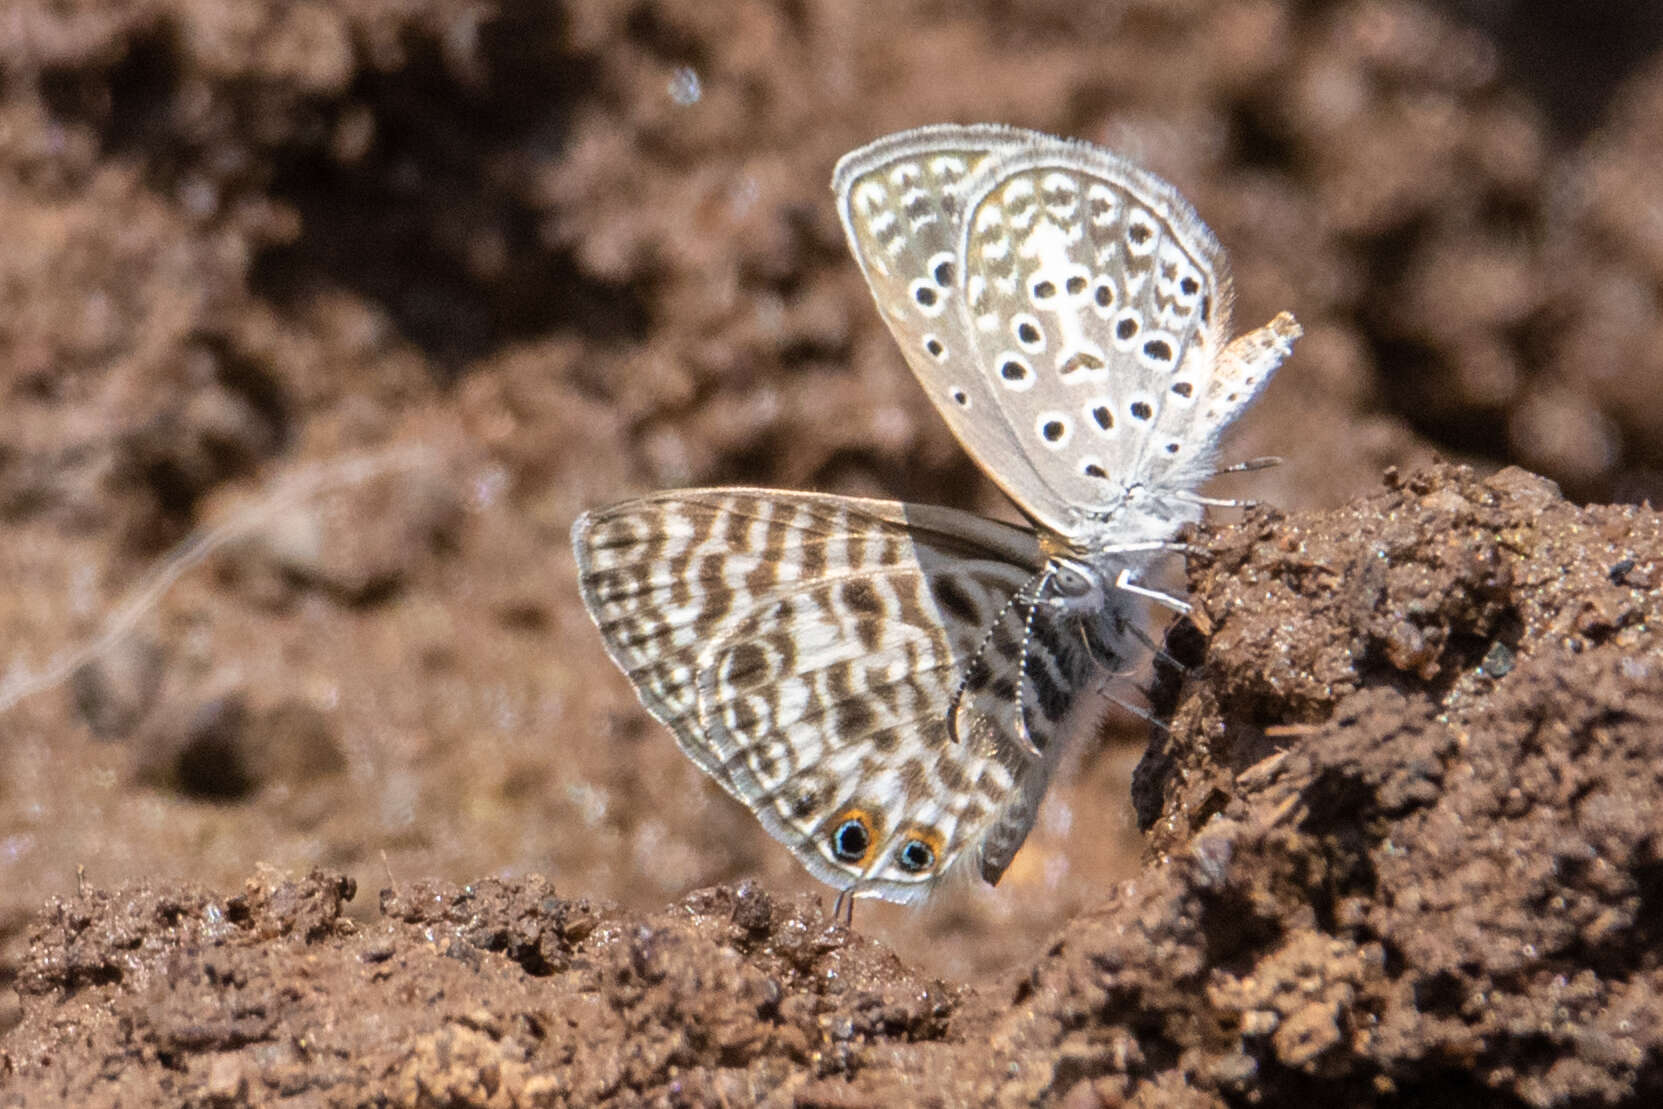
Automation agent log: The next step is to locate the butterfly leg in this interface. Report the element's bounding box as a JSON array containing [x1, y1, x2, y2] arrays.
[[1175, 490, 1256, 509], [1213, 456, 1282, 476], [1093, 539, 1196, 558], [1113, 567, 1191, 615], [1121, 615, 1188, 672], [1094, 682, 1170, 733], [833, 887, 857, 928], [1180, 456, 1283, 509]]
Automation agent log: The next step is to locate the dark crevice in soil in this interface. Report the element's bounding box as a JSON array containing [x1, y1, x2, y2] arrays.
[[39, 25, 180, 157], [1229, 100, 1298, 172], [252, 14, 649, 369], [1453, 0, 1663, 139]]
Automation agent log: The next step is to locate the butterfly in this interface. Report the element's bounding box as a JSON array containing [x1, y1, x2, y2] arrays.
[[571, 124, 1299, 917]]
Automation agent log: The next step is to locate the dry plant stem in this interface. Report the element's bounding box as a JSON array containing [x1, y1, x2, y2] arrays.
[[0, 445, 437, 715]]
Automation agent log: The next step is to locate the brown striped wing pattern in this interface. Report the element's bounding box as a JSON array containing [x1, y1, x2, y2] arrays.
[[571, 489, 1103, 904]]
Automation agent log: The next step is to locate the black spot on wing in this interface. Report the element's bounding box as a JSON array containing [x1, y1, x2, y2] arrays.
[[931, 575, 980, 626]]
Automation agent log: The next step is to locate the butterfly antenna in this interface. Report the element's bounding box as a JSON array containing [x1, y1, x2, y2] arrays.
[[1009, 566, 1057, 760], [945, 568, 1046, 746]]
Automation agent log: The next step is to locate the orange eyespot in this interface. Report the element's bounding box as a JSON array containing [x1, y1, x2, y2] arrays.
[[892, 823, 946, 875], [825, 808, 878, 866]]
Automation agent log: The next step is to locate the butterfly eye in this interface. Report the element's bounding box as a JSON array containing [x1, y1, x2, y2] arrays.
[[831, 816, 873, 863], [896, 838, 936, 873], [1053, 565, 1095, 597]]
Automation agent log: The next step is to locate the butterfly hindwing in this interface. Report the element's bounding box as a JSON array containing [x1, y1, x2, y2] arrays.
[[571, 489, 1091, 902], [834, 126, 1043, 520]]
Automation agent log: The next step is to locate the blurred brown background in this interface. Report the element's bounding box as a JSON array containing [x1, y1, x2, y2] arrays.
[[1, 0, 1660, 982]]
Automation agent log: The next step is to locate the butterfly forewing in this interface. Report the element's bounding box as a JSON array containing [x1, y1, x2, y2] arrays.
[[836, 125, 1252, 538], [957, 144, 1237, 518], [834, 126, 1041, 519], [572, 489, 1091, 903]]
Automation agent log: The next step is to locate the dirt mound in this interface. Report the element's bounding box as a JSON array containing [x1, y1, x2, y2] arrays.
[[6, 466, 1660, 1104]]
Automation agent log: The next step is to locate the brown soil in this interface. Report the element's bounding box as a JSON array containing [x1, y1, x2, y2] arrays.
[[1, 1, 1660, 1104]]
